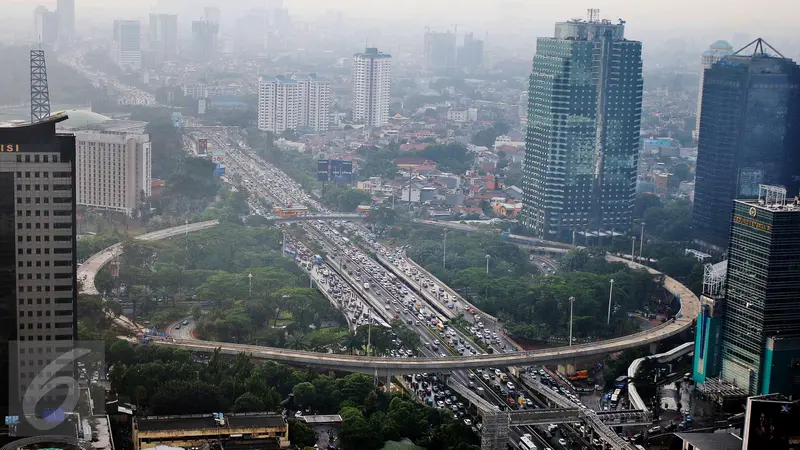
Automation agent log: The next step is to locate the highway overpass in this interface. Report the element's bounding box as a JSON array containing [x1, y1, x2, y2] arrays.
[[82, 221, 699, 376]]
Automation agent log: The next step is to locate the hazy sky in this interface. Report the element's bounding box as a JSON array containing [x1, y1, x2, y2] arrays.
[[6, 0, 796, 30]]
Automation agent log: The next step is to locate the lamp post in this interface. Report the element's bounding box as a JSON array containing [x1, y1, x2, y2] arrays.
[[631, 236, 636, 262], [248, 273, 253, 297], [485, 254, 490, 275], [608, 279, 614, 325], [443, 229, 448, 270], [568, 296, 576, 346], [639, 222, 645, 260]]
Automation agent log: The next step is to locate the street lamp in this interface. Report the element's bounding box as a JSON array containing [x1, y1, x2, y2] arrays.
[[248, 273, 253, 297], [485, 254, 491, 275], [608, 279, 614, 325], [568, 296, 576, 346], [630, 236, 636, 262], [443, 229, 448, 270], [639, 222, 645, 260]]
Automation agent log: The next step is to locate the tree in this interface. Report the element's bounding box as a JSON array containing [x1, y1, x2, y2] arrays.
[[233, 392, 266, 412], [366, 207, 398, 238], [150, 380, 227, 414], [288, 418, 316, 447], [292, 382, 317, 409]]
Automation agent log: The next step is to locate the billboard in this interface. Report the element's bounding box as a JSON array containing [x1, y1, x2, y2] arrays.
[[317, 159, 330, 182], [211, 148, 225, 165], [743, 397, 800, 450], [330, 160, 354, 184], [317, 159, 354, 184], [198, 138, 208, 155]]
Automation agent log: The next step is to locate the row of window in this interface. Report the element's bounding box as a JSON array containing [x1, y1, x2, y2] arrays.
[[18, 297, 72, 305], [15, 154, 59, 163]]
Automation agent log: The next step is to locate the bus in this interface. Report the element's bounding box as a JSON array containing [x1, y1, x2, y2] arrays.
[[615, 375, 629, 389], [610, 388, 622, 406], [314, 255, 323, 265], [519, 434, 537, 450]]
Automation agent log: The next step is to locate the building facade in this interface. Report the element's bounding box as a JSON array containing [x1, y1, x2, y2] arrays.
[[34, 7, 60, 45], [521, 16, 643, 241], [424, 31, 457, 70], [457, 32, 484, 68], [352, 48, 391, 127], [693, 40, 734, 142], [148, 14, 178, 62], [56, 0, 74, 42], [257, 74, 330, 133], [692, 39, 800, 251], [0, 113, 78, 418], [111, 20, 142, 71], [717, 186, 800, 397], [191, 20, 219, 62]]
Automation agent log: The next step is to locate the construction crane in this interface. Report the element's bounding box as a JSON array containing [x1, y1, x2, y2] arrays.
[[30, 48, 51, 122]]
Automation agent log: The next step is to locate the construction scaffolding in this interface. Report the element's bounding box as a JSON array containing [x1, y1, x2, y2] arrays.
[[702, 260, 728, 297]]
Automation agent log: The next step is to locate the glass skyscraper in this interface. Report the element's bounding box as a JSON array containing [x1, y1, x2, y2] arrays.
[[521, 15, 643, 241], [719, 186, 800, 396], [692, 39, 800, 251]]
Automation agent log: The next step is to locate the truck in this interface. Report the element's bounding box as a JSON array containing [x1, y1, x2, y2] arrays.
[[519, 434, 537, 450], [569, 370, 589, 381], [363, 282, 370, 290], [314, 255, 323, 265]]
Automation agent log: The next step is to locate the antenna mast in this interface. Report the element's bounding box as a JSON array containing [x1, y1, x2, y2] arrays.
[[30, 49, 51, 122], [587, 8, 600, 22]]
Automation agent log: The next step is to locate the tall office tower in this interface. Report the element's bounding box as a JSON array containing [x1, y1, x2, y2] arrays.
[[111, 20, 142, 71], [457, 32, 484, 69], [56, 0, 75, 41], [0, 113, 78, 420], [204, 7, 221, 25], [272, 8, 291, 33], [191, 20, 219, 62], [257, 74, 330, 134], [34, 7, 60, 46], [352, 48, 392, 127], [520, 12, 643, 241], [424, 31, 457, 70], [148, 14, 179, 62], [693, 41, 734, 142], [717, 186, 800, 396], [692, 39, 800, 251]]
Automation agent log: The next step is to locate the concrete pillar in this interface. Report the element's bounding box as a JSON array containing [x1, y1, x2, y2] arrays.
[[557, 365, 566, 375], [566, 363, 576, 376], [649, 342, 659, 354]]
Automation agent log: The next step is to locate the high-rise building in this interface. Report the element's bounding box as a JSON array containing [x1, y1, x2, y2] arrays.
[[716, 186, 800, 397], [424, 31, 456, 70], [34, 6, 59, 45], [0, 113, 78, 419], [692, 39, 800, 251], [203, 7, 221, 25], [111, 20, 142, 71], [693, 41, 734, 142], [56, 110, 151, 215], [520, 13, 643, 241], [148, 14, 178, 62], [457, 32, 484, 69], [352, 47, 392, 127], [56, 0, 75, 41], [257, 74, 330, 134], [191, 20, 219, 62]]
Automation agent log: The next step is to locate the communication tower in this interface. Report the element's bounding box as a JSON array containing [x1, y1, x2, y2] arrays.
[[30, 49, 51, 122]]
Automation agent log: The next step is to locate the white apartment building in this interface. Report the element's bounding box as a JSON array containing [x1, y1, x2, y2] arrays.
[[57, 110, 151, 215], [258, 74, 330, 133], [352, 47, 392, 127], [447, 109, 468, 122], [111, 20, 142, 71]]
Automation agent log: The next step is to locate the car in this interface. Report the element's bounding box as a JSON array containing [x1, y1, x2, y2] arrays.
[[558, 438, 567, 446], [464, 418, 472, 426]]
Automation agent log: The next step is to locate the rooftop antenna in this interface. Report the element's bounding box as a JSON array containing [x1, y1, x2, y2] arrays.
[[30, 48, 51, 122], [733, 37, 786, 58], [587, 8, 600, 23]]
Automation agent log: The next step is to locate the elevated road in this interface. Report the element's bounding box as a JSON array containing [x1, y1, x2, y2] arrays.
[[81, 221, 699, 375]]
